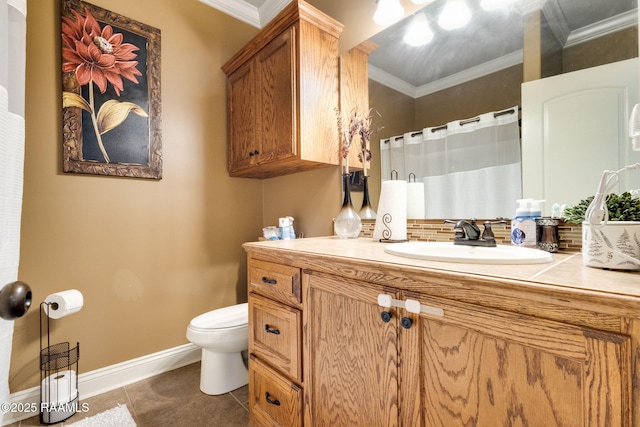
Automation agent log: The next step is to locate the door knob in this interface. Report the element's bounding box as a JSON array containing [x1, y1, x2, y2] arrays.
[[0, 281, 32, 320]]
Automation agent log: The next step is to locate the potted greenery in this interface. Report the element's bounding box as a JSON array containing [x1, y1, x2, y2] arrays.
[[564, 191, 640, 270]]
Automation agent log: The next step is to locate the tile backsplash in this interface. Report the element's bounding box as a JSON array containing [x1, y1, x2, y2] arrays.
[[361, 219, 582, 253]]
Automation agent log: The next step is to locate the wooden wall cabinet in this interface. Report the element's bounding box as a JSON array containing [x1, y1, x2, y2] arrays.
[[222, 1, 343, 179]]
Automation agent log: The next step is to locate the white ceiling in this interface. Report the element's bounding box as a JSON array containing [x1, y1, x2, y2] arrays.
[[201, 0, 638, 98], [368, 0, 638, 97]]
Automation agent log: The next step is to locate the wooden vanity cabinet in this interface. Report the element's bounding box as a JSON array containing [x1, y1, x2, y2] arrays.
[[245, 240, 637, 427], [222, 0, 342, 179], [303, 271, 632, 427], [247, 258, 303, 426]]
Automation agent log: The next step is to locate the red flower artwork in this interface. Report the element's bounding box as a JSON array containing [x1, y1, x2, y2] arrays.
[[61, 7, 147, 163]]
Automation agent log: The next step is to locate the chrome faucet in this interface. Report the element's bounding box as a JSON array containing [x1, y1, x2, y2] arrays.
[[444, 219, 506, 247]]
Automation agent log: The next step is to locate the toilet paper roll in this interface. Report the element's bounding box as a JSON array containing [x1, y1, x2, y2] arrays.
[[41, 370, 77, 405], [406, 182, 425, 219], [44, 290, 83, 319], [373, 180, 407, 241]]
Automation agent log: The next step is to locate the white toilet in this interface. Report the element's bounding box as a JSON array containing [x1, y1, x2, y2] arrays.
[[186, 303, 249, 395]]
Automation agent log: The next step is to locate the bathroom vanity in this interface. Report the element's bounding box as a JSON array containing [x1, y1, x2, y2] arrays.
[[244, 237, 640, 426]]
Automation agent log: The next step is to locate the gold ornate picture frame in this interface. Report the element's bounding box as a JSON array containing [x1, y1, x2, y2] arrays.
[[61, 0, 162, 179]]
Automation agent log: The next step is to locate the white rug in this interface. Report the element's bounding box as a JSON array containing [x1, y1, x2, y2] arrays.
[[66, 404, 136, 427]]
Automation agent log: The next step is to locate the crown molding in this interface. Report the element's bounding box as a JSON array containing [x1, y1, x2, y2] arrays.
[[369, 50, 524, 99], [566, 8, 638, 47], [199, 0, 292, 28]]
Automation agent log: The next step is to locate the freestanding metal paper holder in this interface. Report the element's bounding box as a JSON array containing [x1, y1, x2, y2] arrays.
[[39, 302, 80, 424]]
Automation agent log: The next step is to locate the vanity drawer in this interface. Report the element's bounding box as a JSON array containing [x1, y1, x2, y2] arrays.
[[249, 294, 302, 381], [249, 259, 301, 307], [249, 355, 302, 427]]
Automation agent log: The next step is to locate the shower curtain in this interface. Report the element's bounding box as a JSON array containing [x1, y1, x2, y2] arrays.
[[0, 0, 27, 422], [380, 107, 522, 219]]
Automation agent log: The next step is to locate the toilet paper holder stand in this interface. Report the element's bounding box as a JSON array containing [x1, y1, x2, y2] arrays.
[[39, 301, 80, 425]]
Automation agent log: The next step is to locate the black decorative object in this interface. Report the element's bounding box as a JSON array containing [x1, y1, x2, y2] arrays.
[[0, 281, 32, 320]]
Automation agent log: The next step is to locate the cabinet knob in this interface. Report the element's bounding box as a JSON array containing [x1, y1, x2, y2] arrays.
[[265, 392, 281, 406], [401, 317, 413, 329], [380, 311, 392, 323], [265, 324, 280, 335]]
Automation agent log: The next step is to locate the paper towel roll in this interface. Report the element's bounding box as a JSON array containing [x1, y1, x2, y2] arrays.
[[406, 182, 425, 219], [373, 180, 407, 241], [41, 370, 77, 405], [44, 290, 83, 319]]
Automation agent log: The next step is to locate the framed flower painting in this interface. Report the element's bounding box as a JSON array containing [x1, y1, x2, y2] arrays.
[[61, 0, 162, 179]]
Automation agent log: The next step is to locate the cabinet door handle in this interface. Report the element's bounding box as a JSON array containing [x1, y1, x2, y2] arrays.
[[401, 317, 413, 329], [380, 311, 392, 323], [265, 324, 280, 335], [262, 277, 277, 285], [265, 392, 281, 406]]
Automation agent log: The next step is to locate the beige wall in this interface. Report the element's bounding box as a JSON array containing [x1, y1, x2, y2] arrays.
[[11, 0, 263, 391], [414, 65, 523, 128]]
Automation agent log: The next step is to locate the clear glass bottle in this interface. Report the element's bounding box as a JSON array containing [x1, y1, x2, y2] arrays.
[[334, 174, 362, 238]]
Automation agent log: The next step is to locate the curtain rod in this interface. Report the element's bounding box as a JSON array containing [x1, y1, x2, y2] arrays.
[[382, 106, 521, 142]]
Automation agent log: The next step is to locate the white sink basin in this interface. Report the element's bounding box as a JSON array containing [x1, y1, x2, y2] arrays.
[[384, 242, 554, 264]]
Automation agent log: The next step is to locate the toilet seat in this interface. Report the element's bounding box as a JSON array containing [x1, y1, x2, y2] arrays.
[[189, 302, 248, 332]]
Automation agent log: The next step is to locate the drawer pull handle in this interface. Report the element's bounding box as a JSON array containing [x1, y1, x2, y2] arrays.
[[265, 392, 281, 406], [262, 277, 277, 285], [265, 324, 280, 335]]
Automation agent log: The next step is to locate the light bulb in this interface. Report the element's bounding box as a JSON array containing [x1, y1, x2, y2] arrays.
[[374, 0, 404, 26], [480, 0, 514, 11], [438, 0, 472, 30], [403, 13, 434, 47]]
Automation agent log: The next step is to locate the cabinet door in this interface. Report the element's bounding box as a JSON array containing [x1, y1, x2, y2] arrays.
[[402, 294, 632, 427], [227, 60, 258, 173], [256, 27, 296, 164], [304, 272, 400, 427]]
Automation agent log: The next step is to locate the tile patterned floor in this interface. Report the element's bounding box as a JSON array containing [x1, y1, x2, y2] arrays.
[[7, 362, 249, 427]]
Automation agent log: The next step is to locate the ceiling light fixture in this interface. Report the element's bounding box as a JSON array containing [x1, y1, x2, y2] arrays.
[[410, 0, 435, 4], [480, 0, 514, 11], [403, 12, 434, 47], [437, 0, 472, 30], [373, 0, 404, 26]]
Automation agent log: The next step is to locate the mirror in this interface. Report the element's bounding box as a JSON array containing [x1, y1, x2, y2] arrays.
[[366, 0, 639, 218]]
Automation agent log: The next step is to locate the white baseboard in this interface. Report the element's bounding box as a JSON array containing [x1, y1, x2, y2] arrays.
[[3, 343, 201, 426]]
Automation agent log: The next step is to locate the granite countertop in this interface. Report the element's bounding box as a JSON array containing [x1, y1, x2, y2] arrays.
[[243, 236, 640, 300]]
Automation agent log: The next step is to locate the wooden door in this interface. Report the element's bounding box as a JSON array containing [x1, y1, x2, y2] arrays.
[[227, 60, 258, 173], [521, 57, 640, 212], [257, 26, 296, 165], [402, 293, 632, 426], [304, 272, 400, 427]]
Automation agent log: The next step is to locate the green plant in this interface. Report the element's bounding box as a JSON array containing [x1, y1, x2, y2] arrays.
[[564, 191, 640, 223]]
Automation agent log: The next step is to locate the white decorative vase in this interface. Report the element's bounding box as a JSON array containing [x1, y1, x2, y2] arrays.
[[582, 221, 640, 270]]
